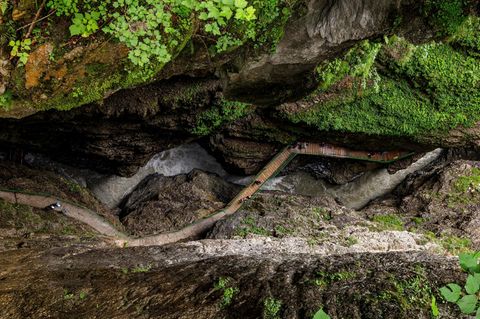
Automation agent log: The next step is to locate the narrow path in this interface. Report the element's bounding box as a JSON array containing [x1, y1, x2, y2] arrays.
[[0, 143, 413, 247], [0, 191, 128, 239]]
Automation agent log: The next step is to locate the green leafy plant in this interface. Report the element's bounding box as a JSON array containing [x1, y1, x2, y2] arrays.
[[263, 297, 282, 319], [63, 289, 75, 300], [192, 100, 251, 136], [8, 38, 32, 66], [440, 252, 480, 317], [315, 40, 382, 91], [424, 0, 468, 35], [313, 308, 331, 319], [0, 0, 8, 14], [371, 214, 405, 231], [431, 295, 440, 317], [79, 291, 88, 300], [0, 90, 13, 110], [214, 277, 239, 308], [69, 12, 100, 37]]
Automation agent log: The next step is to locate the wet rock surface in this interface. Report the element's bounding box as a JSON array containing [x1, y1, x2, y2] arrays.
[[120, 170, 240, 237], [364, 159, 480, 250], [0, 76, 222, 176], [0, 243, 466, 319], [224, 0, 437, 103], [0, 154, 477, 318]]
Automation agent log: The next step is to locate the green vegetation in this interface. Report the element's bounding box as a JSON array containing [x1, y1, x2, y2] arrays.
[[452, 16, 480, 51], [288, 37, 480, 138], [236, 215, 271, 238], [132, 264, 152, 273], [63, 289, 75, 300], [311, 207, 332, 221], [344, 236, 358, 247], [313, 309, 331, 319], [63, 178, 83, 194], [214, 277, 239, 308], [263, 297, 282, 319], [38, 0, 296, 69], [431, 295, 440, 317], [371, 214, 405, 231], [79, 291, 88, 300], [448, 167, 480, 205], [423, 231, 473, 255], [8, 38, 31, 66], [375, 267, 433, 314], [62, 289, 88, 301], [2, 0, 297, 113], [440, 252, 480, 318], [192, 100, 252, 136], [0, 90, 13, 110], [121, 264, 152, 273], [315, 40, 381, 91], [273, 224, 293, 237], [424, 0, 469, 35]]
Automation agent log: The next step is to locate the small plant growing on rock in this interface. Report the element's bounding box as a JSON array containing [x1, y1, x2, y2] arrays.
[[8, 38, 31, 66], [440, 252, 480, 318], [131, 264, 152, 273], [214, 277, 239, 308], [63, 289, 74, 300], [263, 297, 282, 319]]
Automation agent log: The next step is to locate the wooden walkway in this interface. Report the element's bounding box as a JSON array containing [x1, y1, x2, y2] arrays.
[[0, 143, 413, 247]]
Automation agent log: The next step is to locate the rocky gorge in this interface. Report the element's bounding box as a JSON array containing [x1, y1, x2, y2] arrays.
[[0, 0, 480, 318]]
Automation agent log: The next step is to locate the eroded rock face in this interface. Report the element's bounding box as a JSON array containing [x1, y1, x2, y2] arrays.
[[0, 0, 461, 176], [0, 77, 222, 176], [120, 170, 239, 237], [224, 0, 435, 103], [0, 243, 465, 319], [0, 157, 472, 319], [364, 159, 480, 249]]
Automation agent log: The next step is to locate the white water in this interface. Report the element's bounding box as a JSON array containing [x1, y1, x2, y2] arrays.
[[25, 143, 442, 211], [89, 143, 229, 208], [270, 149, 443, 209]]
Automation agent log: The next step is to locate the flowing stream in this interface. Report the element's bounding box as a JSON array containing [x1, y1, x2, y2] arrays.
[[25, 143, 442, 210]]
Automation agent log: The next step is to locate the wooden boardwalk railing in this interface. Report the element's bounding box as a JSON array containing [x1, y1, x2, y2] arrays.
[[0, 143, 413, 247]]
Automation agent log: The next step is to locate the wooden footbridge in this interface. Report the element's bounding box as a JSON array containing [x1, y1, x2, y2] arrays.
[[0, 143, 413, 247]]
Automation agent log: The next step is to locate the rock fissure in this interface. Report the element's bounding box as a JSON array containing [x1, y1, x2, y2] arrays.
[[0, 142, 411, 247]]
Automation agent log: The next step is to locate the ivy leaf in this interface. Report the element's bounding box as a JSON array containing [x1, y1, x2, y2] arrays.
[[459, 253, 480, 273], [19, 53, 29, 65], [220, 6, 232, 19], [456, 295, 478, 314], [465, 274, 480, 295], [244, 6, 256, 20], [69, 24, 84, 36], [440, 283, 462, 303], [234, 0, 247, 9], [431, 296, 439, 317], [0, 0, 7, 14], [477, 307, 480, 319], [313, 309, 331, 319]]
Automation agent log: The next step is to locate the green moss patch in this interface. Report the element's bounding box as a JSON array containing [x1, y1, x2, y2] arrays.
[[447, 167, 480, 205], [371, 214, 405, 231], [192, 100, 253, 136], [286, 37, 480, 138]]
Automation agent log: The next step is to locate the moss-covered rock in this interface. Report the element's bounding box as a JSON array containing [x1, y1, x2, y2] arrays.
[[282, 32, 480, 139]]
